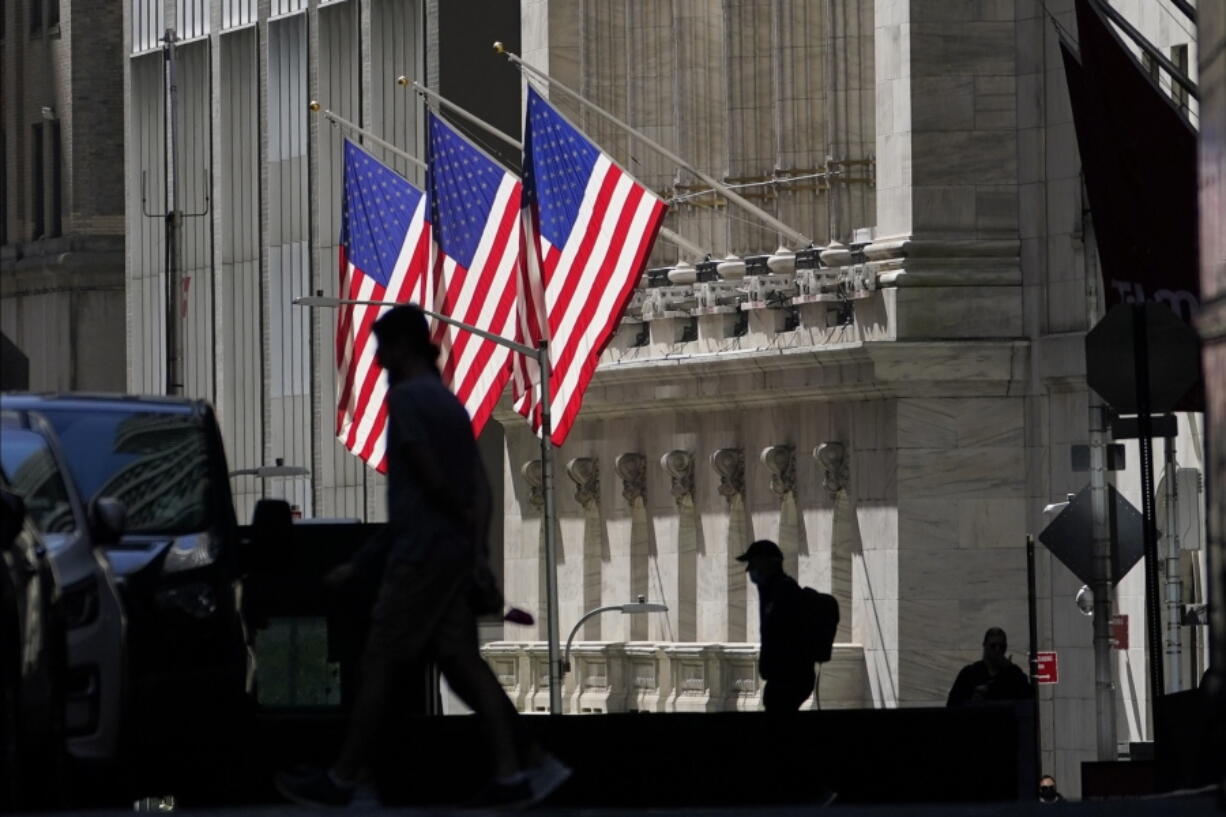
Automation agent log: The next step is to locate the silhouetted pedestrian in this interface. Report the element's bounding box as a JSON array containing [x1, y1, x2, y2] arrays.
[[275, 305, 569, 808], [947, 627, 1033, 706], [739, 540, 815, 712], [1038, 774, 1065, 803]]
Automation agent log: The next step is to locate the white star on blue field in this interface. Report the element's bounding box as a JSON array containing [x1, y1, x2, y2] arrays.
[[524, 87, 601, 249], [341, 139, 425, 288], [428, 113, 509, 269]]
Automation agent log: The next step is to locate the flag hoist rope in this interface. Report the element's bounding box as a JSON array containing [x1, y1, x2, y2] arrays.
[[492, 41, 813, 248]]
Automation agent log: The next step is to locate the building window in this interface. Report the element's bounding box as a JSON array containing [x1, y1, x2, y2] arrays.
[[48, 120, 62, 237], [31, 123, 45, 239], [1170, 44, 1189, 115], [1, 129, 7, 246], [47, 0, 58, 29], [30, 0, 42, 33]]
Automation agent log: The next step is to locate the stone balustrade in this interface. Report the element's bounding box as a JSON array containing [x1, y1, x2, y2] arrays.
[[481, 641, 869, 714]]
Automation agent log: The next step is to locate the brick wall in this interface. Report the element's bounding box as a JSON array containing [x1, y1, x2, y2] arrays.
[[69, 0, 124, 231]]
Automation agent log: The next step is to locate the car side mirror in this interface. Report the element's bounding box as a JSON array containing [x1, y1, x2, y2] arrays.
[[0, 489, 28, 548], [89, 497, 127, 545]]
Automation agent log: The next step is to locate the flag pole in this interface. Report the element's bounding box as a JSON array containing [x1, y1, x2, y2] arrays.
[[308, 101, 427, 172], [493, 42, 813, 248], [537, 340, 564, 714], [392, 77, 708, 261]]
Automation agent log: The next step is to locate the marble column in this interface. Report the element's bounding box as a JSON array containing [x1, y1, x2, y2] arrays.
[[566, 457, 603, 640], [616, 452, 651, 641], [660, 450, 698, 642], [710, 447, 750, 643], [869, 0, 1027, 708], [519, 459, 549, 642], [816, 441, 855, 646]]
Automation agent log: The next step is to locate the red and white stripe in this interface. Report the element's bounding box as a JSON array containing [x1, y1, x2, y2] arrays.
[[429, 174, 523, 435], [514, 154, 667, 445], [335, 196, 430, 473]]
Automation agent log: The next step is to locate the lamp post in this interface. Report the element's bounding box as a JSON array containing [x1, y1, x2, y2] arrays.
[[563, 598, 669, 675], [293, 294, 566, 714]]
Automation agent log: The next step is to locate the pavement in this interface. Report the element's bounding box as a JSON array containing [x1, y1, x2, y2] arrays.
[[38, 785, 1224, 817]]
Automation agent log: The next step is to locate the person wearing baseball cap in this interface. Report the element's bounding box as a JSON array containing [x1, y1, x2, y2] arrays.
[[737, 539, 814, 712]]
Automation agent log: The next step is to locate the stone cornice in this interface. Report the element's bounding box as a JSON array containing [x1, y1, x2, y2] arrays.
[[864, 237, 1021, 287], [502, 339, 1029, 420]]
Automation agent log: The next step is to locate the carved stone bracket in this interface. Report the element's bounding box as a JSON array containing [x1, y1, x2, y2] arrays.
[[660, 450, 694, 503], [813, 442, 849, 497], [614, 452, 646, 504], [759, 444, 796, 496], [710, 448, 745, 502], [521, 460, 544, 510], [566, 457, 600, 508]]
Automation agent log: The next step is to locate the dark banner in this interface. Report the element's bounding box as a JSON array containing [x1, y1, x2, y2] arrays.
[[1062, 0, 1202, 410], [1061, 0, 1200, 322]]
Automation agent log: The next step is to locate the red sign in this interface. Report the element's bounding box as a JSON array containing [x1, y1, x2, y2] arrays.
[[1034, 651, 1059, 685], [1110, 614, 1129, 650]]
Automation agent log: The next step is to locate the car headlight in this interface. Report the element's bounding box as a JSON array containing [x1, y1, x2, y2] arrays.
[[161, 532, 219, 574]]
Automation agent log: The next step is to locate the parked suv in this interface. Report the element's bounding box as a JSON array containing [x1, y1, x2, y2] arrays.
[[0, 411, 128, 773], [0, 394, 252, 796]]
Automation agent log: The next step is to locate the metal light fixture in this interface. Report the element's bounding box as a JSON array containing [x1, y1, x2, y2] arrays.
[[1076, 584, 1094, 617], [229, 457, 310, 478], [563, 597, 668, 674]]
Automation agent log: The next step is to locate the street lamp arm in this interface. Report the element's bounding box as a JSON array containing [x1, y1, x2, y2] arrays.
[[562, 602, 669, 675], [563, 606, 625, 675]]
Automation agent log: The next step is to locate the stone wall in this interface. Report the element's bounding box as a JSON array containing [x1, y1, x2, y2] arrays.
[[482, 641, 869, 714]]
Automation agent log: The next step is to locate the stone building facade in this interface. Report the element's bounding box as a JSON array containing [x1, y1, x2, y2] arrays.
[[486, 0, 1211, 799], [0, 0, 126, 391]]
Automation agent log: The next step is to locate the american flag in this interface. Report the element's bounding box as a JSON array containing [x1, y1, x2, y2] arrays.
[[512, 87, 668, 445], [336, 139, 431, 472], [425, 112, 522, 433]]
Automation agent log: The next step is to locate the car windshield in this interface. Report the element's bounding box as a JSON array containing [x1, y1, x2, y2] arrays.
[[0, 429, 77, 534], [37, 409, 211, 536]]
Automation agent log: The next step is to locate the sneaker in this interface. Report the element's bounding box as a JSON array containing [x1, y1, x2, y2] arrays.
[[525, 754, 572, 806], [274, 768, 355, 807]]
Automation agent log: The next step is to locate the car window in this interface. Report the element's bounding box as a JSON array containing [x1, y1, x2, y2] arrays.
[[36, 410, 212, 536], [0, 429, 77, 533]]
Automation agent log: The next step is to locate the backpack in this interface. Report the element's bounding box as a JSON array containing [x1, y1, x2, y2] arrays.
[[801, 587, 840, 664]]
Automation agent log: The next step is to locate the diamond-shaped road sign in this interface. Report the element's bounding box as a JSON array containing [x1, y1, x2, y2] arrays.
[[1084, 303, 1200, 413], [1038, 483, 1146, 587]]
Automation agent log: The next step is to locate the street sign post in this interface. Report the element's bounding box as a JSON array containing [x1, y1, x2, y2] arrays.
[[1085, 303, 1201, 703]]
